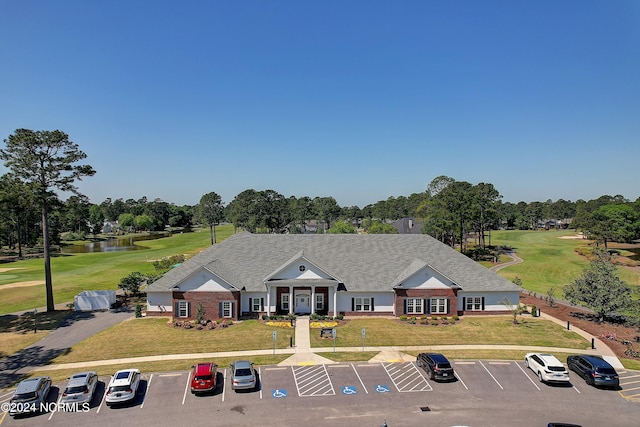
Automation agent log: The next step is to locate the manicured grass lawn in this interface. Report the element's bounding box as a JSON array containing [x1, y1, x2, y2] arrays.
[[52, 318, 297, 364], [490, 230, 640, 294], [310, 317, 589, 349], [0, 225, 235, 314], [50, 317, 589, 366]]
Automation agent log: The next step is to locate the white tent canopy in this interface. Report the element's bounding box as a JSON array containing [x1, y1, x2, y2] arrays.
[[74, 290, 116, 311]]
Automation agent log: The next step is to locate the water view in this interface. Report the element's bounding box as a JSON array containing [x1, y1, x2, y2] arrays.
[[61, 234, 168, 254]]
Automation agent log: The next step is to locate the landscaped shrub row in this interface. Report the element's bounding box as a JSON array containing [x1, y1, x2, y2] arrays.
[[399, 315, 460, 325]]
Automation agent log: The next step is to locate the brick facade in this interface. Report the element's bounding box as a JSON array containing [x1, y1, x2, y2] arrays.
[[173, 290, 240, 321], [394, 288, 458, 316]]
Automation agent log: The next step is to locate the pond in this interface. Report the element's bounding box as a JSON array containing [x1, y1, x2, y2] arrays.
[[61, 234, 168, 253]]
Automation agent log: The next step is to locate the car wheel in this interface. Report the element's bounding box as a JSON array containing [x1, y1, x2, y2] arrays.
[[525, 358, 529, 368], [430, 369, 435, 381], [538, 371, 543, 382]]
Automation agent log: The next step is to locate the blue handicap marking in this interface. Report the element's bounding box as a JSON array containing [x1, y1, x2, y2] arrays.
[[272, 389, 287, 398], [375, 384, 390, 393], [342, 385, 357, 395]]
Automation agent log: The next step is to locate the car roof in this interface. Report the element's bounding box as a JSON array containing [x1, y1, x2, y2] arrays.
[[422, 353, 449, 362], [194, 363, 216, 375], [67, 372, 96, 386], [536, 354, 563, 365], [16, 377, 48, 393], [233, 360, 253, 369], [111, 369, 139, 385], [580, 355, 613, 367]]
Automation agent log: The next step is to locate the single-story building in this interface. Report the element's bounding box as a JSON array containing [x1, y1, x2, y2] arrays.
[[146, 232, 521, 320]]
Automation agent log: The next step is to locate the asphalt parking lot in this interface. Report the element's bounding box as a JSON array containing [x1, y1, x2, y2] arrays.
[[1, 360, 639, 427]]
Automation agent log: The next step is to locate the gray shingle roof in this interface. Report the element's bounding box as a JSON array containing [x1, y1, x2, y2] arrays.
[[147, 232, 521, 293]]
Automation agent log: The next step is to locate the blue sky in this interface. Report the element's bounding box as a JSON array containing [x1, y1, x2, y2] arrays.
[[1, 1, 639, 208]]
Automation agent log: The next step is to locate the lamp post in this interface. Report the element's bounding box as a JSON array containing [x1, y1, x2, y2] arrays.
[[33, 308, 37, 334]]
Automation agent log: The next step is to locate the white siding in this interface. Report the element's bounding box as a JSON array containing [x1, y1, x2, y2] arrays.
[[336, 292, 394, 313], [179, 270, 231, 292], [273, 259, 332, 280], [402, 268, 453, 289], [147, 291, 173, 314], [457, 291, 520, 311]]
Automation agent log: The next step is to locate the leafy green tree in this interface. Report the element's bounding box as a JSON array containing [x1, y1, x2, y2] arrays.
[[367, 221, 398, 234], [88, 204, 104, 236], [313, 196, 341, 232], [590, 204, 639, 247], [118, 213, 135, 232], [198, 192, 225, 244], [1, 129, 95, 312], [327, 220, 357, 234], [134, 214, 155, 231], [563, 248, 632, 322], [118, 272, 146, 297], [0, 174, 36, 257]]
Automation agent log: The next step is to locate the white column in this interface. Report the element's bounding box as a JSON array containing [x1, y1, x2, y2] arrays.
[[265, 283, 271, 317], [288, 286, 293, 315], [333, 285, 338, 318], [311, 286, 316, 315]]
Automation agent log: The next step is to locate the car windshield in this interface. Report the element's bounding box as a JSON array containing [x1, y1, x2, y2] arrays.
[[65, 386, 87, 394], [235, 368, 252, 376], [195, 374, 212, 381], [14, 392, 37, 400]]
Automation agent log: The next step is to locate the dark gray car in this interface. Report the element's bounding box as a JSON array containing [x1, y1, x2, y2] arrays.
[[566, 355, 619, 388], [416, 353, 455, 381]]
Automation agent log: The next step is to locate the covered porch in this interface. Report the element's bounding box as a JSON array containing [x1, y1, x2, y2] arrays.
[[265, 279, 339, 317]]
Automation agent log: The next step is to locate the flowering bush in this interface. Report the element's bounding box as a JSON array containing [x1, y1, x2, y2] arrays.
[[265, 321, 293, 328], [310, 321, 338, 329]]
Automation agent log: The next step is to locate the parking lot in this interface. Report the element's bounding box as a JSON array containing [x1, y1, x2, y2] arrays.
[[1, 360, 639, 427]]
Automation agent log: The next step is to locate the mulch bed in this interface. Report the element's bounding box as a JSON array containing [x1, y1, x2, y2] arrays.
[[519, 293, 640, 359]]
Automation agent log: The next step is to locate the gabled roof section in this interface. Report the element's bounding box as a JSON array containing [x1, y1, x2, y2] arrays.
[[147, 232, 522, 294], [263, 250, 341, 283]]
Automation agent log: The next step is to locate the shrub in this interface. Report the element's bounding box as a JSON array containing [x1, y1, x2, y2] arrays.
[[431, 315, 438, 321], [430, 320, 439, 326], [135, 304, 143, 318], [451, 315, 459, 322], [399, 315, 408, 321]]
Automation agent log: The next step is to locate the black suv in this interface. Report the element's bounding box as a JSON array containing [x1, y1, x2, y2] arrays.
[[566, 355, 619, 388], [416, 353, 455, 381]]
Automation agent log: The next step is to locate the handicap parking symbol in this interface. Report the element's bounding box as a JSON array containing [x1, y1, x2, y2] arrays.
[[342, 386, 357, 395], [272, 389, 287, 398], [375, 384, 390, 393]]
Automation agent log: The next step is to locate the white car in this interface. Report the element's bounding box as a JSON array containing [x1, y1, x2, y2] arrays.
[[61, 371, 98, 405], [524, 353, 570, 383], [105, 369, 141, 406]]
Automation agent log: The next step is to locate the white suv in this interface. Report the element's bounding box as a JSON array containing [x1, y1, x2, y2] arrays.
[[524, 353, 570, 383], [105, 369, 140, 406]]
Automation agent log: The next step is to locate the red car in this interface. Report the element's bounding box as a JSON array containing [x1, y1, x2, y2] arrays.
[[190, 362, 218, 394]]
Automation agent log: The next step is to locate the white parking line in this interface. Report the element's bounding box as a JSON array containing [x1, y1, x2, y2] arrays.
[[47, 391, 62, 420], [96, 376, 112, 414], [182, 371, 191, 405], [323, 365, 336, 395], [479, 361, 504, 390], [454, 371, 469, 390], [351, 363, 368, 394], [515, 362, 541, 391], [222, 369, 227, 402], [140, 374, 153, 408]]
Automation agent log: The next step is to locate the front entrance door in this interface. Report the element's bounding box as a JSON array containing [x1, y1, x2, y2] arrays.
[[295, 293, 310, 314]]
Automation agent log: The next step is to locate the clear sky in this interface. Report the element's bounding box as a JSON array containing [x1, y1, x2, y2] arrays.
[[1, 1, 639, 208]]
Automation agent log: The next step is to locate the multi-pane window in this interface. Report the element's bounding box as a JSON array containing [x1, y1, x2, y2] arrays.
[[406, 298, 424, 314], [222, 301, 232, 318], [466, 297, 482, 310], [281, 294, 289, 311], [251, 298, 261, 312], [178, 300, 189, 318], [430, 298, 447, 314], [316, 294, 324, 311], [355, 297, 372, 311]]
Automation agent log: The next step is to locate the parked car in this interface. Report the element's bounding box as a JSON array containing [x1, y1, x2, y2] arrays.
[[191, 362, 218, 394], [8, 376, 51, 416], [524, 353, 570, 383], [230, 360, 257, 390], [416, 353, 455, 381], [105, 369, 141, 406], [61, 371, 98, 405], [567, 355, 619, 388]]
